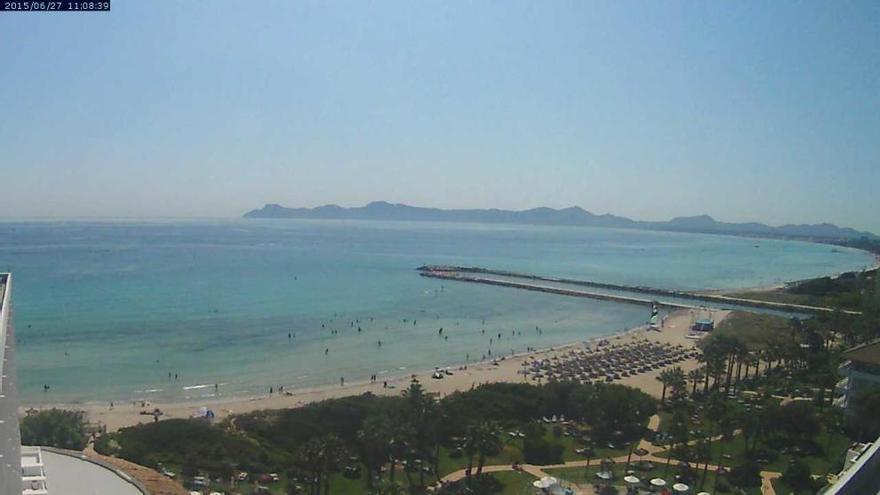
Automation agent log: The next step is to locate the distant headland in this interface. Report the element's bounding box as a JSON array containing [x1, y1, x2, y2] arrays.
[[244, 201, 878, 244]]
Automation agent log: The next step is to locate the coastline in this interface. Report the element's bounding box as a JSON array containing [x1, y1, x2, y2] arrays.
[[28, 308, 727, 432], [22, 255, 877, 431]]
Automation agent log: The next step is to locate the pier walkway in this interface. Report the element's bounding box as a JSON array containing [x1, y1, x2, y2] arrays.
[[418, 266, 860, 316]]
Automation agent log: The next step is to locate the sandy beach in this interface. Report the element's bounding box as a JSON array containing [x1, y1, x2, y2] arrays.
[[27, 308, 727, 432]]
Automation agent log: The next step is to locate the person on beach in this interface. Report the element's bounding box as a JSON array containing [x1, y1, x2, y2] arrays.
[[340, 376, 344, 386]]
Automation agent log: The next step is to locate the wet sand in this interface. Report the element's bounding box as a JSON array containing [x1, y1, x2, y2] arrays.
[[30, 309, 727, 432]]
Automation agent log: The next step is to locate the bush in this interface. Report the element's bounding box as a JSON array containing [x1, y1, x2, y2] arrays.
[[782, 460, 815, 492], [728, 461, 762, 488], [95, 419, 269, 473], [20, 409, 88, 450], [523, 435, 563, 465]]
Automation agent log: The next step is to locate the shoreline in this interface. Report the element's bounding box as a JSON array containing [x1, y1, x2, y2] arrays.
[[19, 258, 880, 431], [27, 309, 726, 432]]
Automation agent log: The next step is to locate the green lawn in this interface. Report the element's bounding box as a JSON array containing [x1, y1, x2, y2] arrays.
[[434, 422, 631, 477], [494, 470, 539, 495], [655, 427, 852, 476]]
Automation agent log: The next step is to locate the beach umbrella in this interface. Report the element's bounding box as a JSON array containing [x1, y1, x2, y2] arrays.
[[650, 478, 667, 488], [696, 492, 711, 495], [623, 475, 640, 485], [595, 471, 613, 481], [532, 476, 558, 489], [673, 483, 689, 492]]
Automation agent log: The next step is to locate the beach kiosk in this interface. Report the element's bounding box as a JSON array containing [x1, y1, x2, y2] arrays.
[[691, 319, 714, 333]]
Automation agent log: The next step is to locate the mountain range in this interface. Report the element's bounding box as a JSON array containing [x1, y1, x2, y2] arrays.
[[244, 202, 878, 241]]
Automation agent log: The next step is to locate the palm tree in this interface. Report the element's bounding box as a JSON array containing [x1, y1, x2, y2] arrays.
[[297, 434, 347, 495], [657, 368, 677, 406], [473, 422, 502, 476], [688, 368, 705, 398], [668, 367, 688, 404], [357, 415, 394, 490], [461, 421, 502, 478], [402, 381, 439, 487]]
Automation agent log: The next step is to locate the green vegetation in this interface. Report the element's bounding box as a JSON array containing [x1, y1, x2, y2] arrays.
[[96, 381, 655, 494], [83, 262, 880, 494], [20, 409, 89, 450], [646, 265, 880, 494], [730, 266, 878, 311]]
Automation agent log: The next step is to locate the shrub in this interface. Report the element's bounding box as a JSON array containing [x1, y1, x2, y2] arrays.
[[782, 460, 814, 492], [95, 419, 269, 473], [728, 461, 762, 488], [20, 409, 88, 450], [523, 435, 563, 465]]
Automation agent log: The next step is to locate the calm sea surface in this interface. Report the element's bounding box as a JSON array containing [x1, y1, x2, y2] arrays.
[[0, 219, 873, 403]]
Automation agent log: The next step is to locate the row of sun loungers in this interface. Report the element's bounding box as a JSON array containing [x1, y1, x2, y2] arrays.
[[521, 340, 699, 384]]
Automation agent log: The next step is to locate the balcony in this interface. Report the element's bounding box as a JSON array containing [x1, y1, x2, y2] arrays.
[[21, 446, 48, 495]]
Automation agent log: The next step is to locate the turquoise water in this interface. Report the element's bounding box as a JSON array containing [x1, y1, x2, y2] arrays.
[[0, 219, 873, 404]]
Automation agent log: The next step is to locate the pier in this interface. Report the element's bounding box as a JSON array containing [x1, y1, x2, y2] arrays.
[[417, 266, 862, 316]]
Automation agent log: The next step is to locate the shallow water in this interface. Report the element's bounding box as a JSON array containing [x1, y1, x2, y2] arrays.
[[0, 219, 872, 403]]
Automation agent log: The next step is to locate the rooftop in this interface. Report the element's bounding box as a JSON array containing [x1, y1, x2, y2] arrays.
[[38, 448, 144, 495], [841, 339, 880, 367]]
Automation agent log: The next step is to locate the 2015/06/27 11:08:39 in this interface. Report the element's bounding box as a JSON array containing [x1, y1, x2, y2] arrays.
[[1, 1, 110, 10]]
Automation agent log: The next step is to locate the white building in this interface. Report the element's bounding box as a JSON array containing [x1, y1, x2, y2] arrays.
[[836, 339, 880, 412], [1, 273, 23, 494]]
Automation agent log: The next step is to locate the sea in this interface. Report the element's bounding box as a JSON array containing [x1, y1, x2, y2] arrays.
[[0, 219, 873, 405]]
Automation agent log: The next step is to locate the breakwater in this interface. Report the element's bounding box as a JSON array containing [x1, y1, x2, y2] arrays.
[[417, 266, 861, 316]]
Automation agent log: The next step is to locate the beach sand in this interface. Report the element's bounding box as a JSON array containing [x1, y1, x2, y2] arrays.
[[30, 308, 727, 432]]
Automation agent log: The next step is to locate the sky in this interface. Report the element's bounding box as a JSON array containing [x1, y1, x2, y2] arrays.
[[1, 1, 878, 233]]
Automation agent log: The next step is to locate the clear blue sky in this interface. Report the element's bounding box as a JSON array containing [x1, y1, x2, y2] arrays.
[[1, 1, 878, 232]]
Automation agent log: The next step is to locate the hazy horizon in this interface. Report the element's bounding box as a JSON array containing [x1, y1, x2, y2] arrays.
[[2, 1, 878, 232]]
